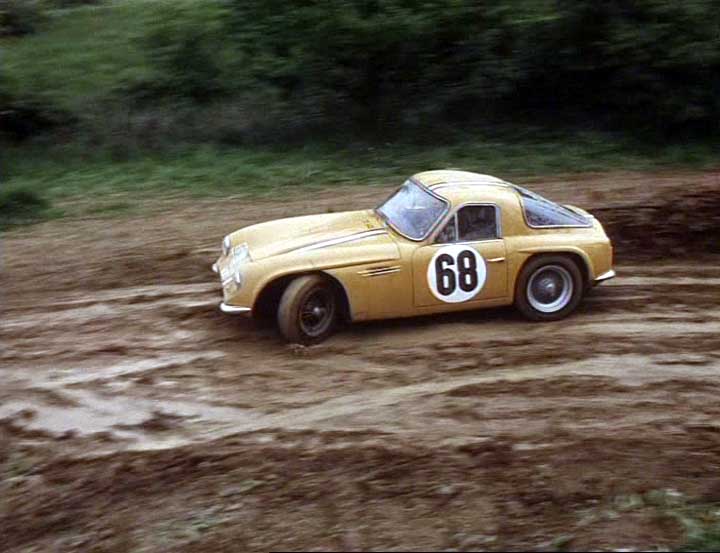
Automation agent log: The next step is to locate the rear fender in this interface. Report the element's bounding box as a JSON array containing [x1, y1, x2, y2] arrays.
[[512, 246, 594, 297]]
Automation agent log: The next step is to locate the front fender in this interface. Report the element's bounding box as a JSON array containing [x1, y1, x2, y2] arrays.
[[242, 233, 400, 318]]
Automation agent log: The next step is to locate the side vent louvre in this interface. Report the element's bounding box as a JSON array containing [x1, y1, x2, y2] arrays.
[[358, 265, 401, 278]]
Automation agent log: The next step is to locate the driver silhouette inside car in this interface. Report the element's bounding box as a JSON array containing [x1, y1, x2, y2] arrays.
[[457, 206, 497, 241]]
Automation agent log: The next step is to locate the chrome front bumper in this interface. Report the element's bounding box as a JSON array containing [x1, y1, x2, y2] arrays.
[[594, 269, 616, 284], [219, 303, 252, 315]]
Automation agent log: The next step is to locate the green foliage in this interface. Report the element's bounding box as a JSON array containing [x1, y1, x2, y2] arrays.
[[48, 0, 102, 7], [225, 0, 533, 130], [137, 1, 230, 103], [0, 72, 74, 143], [121, 0, 720, 139], [1, 0, 719, 151], [0, 185, 50, 228], [534, 1, 720, 134], [678, 526, 720, 552], [0, 93, 75, 142], [218, 0, 720, 135], [4, 134, 716, 206], [0, 0, 46, 37], [0, 1, 153, 112]]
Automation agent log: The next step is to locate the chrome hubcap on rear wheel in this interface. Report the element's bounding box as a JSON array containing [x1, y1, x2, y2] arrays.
[[527, 265, 574, 313], [299, 289, 335, 337]]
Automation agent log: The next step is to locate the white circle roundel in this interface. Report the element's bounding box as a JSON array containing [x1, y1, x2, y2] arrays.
[[427, 245, 487, 303]]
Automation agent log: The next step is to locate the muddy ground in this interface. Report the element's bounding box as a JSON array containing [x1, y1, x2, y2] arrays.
[[2, 170, 720, 552]]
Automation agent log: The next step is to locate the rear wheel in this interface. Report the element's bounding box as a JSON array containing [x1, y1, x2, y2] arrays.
[[277, 275, 338, 344], [515, 256, 583, 321]]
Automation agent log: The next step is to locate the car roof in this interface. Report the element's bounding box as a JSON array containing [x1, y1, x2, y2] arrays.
[[412, 170, 517, 205]]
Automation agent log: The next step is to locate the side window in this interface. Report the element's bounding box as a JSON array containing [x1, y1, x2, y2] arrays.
[[457, 205, 498, 241], [512, 185, 591, 227], [435, 216, 457, 243]]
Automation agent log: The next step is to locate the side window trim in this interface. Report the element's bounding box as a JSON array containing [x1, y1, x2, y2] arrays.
[[432, 203, 503, 244]]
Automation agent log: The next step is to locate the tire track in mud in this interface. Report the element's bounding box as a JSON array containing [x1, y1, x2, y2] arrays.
[[2, 264, 719, 452], [2, 173, 720, 455], [2, 174, 720, 552]]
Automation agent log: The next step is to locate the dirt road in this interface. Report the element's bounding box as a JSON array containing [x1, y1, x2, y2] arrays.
[[2, 170, 720, 551]]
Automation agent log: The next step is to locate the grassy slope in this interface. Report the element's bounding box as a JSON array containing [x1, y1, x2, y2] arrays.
[[7, 137, 717, 202], [1, 0, 158, 110], [1, 0, 717, 222]]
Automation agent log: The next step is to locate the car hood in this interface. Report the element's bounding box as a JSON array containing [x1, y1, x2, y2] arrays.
[[226, 209, 394, 261]]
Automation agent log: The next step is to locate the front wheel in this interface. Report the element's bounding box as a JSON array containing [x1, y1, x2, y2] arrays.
[[277, 275, 338, 344], [515, 256, 583, 321]]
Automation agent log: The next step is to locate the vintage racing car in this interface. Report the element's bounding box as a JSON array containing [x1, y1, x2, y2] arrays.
[[214, 170, 614, 343]]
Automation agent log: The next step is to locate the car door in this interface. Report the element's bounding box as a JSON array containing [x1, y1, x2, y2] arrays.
[[412, 204, 508, 308]]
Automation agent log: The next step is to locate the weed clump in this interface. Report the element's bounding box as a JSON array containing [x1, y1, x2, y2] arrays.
[[0, 185, 50, 228]]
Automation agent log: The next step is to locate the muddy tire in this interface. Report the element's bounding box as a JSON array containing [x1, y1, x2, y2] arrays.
[[515, 255, 583, 321], [277, 274, 338, 344]]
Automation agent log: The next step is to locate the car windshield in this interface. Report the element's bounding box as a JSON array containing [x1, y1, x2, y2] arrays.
[[377, 179, 448, 240]]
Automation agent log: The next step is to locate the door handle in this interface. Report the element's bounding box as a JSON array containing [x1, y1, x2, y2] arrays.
[[487, 257, 506, 263]]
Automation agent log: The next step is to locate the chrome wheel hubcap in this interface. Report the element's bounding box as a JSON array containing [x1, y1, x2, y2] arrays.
[[527, 265, 574, 313]]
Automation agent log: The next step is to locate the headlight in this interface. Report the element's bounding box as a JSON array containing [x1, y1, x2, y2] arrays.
[[234, 243, 250, 262], [219, 242, 251, 285]]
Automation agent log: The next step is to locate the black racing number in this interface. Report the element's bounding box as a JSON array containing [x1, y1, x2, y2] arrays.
[[434, 249, 480, 297], [435, 253, 456, 295], [457, 250, 478, 292]]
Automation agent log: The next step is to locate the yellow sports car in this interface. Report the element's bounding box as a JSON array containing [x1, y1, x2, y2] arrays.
[[214, 170, 614, 343]]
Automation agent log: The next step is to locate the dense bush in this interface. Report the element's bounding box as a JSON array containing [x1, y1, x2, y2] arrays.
[[224, 1, 532, 130], [533, 1, 720, 135], [7, 0, 713, 147], [0, 185, 50, 228], [48, 0, 102, 7], [134, 2, 230, 104], [0, 0, 46, 36], [0, 82, 75, 142], [138, 0, 718, 139]]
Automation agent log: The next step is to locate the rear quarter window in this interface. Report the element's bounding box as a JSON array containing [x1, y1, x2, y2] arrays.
[[513, 185, 591, 228]]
